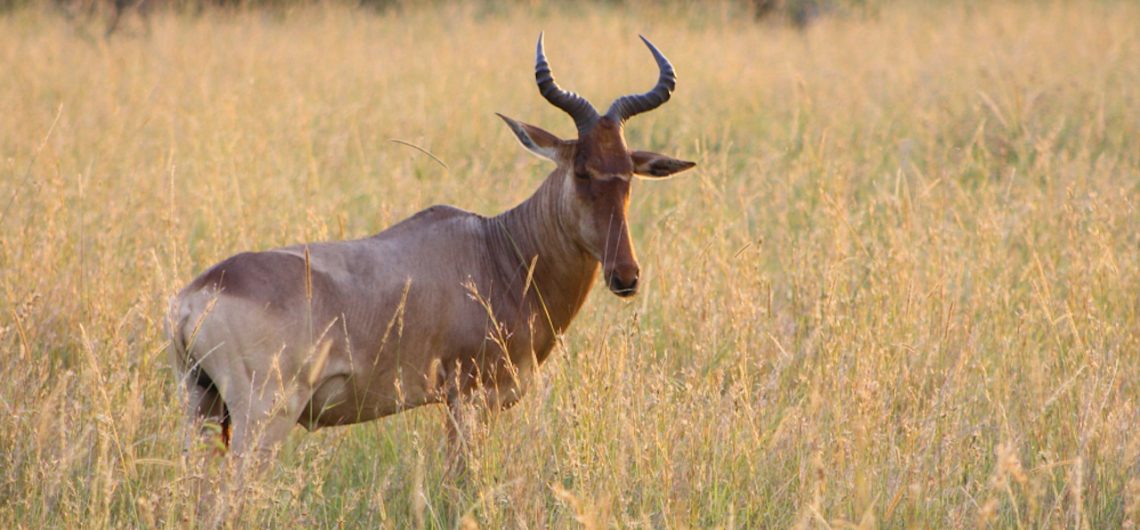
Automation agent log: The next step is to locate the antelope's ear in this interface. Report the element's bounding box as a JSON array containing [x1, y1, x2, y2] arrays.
[[497, 113, 566, 162], [631, 150, 697, 178]]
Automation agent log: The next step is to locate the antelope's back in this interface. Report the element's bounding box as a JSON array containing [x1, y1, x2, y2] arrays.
[[168, 205, 497, 388]]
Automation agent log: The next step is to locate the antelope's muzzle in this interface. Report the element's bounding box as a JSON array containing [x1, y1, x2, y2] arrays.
[[606, 263, 640, 297]]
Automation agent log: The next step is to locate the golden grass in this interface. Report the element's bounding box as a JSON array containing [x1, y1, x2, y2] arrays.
[[1, 1, 1138, 527]]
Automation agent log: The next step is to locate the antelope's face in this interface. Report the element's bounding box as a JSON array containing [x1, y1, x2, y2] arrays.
[[498, 34, 696, 298], [569, 118, 639, 295]]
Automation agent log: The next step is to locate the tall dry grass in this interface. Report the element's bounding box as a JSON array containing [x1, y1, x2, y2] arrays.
[[1, 1, 1138, 527]]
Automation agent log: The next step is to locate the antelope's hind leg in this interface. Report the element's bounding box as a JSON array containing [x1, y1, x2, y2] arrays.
[[176, 368, 231, 520], [223, 375, 314, 479], [181, 368, 231, 454], [201, 377, 313, 525]]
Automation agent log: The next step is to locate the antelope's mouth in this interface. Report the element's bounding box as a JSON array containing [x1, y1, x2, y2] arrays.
[[610, 286, 638, 298]]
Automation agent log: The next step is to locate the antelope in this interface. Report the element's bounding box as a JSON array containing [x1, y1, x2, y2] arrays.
[[167, 34, 696, 474]]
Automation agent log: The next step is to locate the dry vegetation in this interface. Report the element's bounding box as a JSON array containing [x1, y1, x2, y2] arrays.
[[1, 1, 1139, 527]]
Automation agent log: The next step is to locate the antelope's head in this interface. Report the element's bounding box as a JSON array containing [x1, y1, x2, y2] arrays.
[[499, 34, 696, 298]]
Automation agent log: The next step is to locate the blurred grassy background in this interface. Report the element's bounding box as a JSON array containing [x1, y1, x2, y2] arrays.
[[1, 0, 1138, 527]]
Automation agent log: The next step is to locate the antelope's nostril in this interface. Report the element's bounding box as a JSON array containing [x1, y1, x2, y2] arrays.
[[608, 274, 639, 297]]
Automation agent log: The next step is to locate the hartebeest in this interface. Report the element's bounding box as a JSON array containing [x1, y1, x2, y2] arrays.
[[167, 34, 695, 471]]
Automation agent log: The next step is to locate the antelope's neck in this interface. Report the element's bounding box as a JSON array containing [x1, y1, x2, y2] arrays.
[[486, 174, 599, 342]]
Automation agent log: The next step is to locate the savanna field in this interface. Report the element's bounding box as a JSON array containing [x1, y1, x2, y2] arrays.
[[1, 0, 1138, 527]]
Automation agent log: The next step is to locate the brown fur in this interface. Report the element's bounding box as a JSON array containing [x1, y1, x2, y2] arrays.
[[167, 43, 696, 477]]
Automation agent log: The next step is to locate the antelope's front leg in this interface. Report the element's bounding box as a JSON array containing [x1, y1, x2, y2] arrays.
[[443, 375, 531, 477]]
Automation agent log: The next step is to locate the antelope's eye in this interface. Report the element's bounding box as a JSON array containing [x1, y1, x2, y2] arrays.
[[574, 170, 590, 180]]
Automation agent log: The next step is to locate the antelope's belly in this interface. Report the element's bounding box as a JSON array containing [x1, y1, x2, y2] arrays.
[[299, 373, 444, 430]]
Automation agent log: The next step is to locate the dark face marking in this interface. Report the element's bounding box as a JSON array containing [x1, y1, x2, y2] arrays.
[[568, 117, 641, 296], [574, 117, 634, 178]]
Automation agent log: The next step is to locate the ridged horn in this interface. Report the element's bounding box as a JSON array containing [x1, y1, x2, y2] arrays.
[[536, 32, 600, 135], [605, 35, 677, 123]]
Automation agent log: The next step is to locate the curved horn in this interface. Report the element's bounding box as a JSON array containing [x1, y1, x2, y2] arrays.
[[605, 35, 677, 123], [536, 32, 599, 135]]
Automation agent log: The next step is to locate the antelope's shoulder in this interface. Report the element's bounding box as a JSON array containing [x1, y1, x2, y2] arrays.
[[407, 204, 473, 224], [379, 204, 480, 236]]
